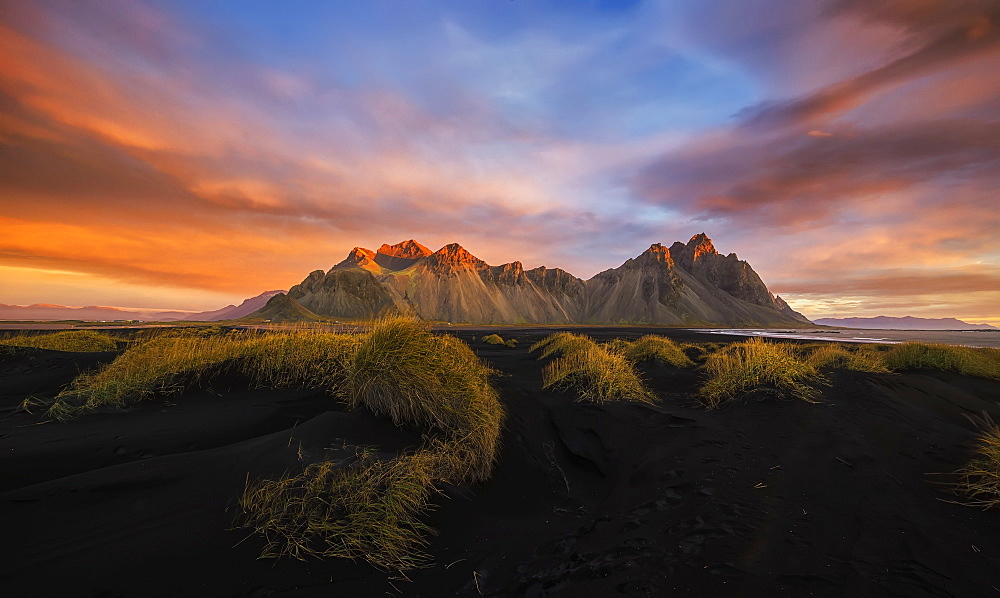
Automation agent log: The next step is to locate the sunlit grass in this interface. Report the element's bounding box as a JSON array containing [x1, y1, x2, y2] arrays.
[[947, 413, 1000, 510], [240, 317, 504, 570], [532, 332, 656, 404], [47, 329, 361, 417], [543, 346, 656, 404], [239, 449, 439, 568], [530, 331, 597, 359], [344, 317, 503, 482], [795, 340, 999, 380], [884, 342, 1000, 380], [481, 333, 505, 345], [700, 337, 824, 409], [623, 335, 695, 368], [803, 343, 891, 374], [479, 332, 517, 348], [47, 318, 504, 570], [0, 330, 119, 352]]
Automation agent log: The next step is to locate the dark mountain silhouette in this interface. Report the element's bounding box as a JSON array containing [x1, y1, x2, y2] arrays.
[[276, 234, 810, 326], [182, 290, 286, 321], [814, 316, 997, 330]]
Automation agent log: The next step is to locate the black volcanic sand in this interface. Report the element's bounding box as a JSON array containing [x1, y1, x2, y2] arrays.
[[1, 328, 999, 597]]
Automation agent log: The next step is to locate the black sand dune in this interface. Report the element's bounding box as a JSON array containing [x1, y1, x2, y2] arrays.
[[1, 328, 998, 597]]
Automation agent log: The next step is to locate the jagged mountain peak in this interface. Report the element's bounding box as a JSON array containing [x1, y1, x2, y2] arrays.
[[687, 232, 713, 247], [376, 240, 432, 259], [332, 246, 378, 271], [373, 240, 431, 271], [686, 233, 718, 259], [432, 243, 484, 264], [669, 233, 729, 271], [494, 260, 524, 272], [347, 247, 376, 261], [641, 243, 676, 267]]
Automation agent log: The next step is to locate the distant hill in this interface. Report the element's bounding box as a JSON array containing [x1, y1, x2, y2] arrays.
[[0, 290, 286, 322], [255, 234, 811, 326], [239, 293, 324, 322], [813, 316, 997, 330], [0, 303, 190, 321], [182, 290, 286, 321]]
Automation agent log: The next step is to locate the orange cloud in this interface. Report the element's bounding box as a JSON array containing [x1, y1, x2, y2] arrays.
[[0, 1, 597, 307]]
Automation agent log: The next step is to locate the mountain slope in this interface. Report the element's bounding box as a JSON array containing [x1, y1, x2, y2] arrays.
[[582, 240, 809, 326], [272, 236, 810, 326], [288, 268, 402, 319], [183, 290, 286, 321], [238, 293, 324, 322]]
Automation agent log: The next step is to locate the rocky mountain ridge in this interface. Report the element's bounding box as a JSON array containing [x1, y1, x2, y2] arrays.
[[279, 235, 810, 326]]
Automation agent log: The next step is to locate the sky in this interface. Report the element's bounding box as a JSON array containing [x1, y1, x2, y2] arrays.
[[1, 0, 998, 324]]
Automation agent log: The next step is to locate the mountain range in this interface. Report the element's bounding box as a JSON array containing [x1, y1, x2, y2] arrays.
[[813, 316, 997, 330], [0, 291, 284, 322], [264, 234, 811, 326]]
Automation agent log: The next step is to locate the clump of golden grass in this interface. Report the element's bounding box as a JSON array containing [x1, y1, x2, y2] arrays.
[[504, 338, 518, 348], [530, 331, 596, 359], [623, 335, 695, 368], [0, 330, 119, 352], [37, 319, 502, 569], [601, 337, 632, 355], [241, 331, 362, 390], [48, 329, 360, 418], [154, 325, 228, 338], [344, 318, 503, 482], [700, 337, 824, 409], [239, 450, 438, 568], [241, 318, 504, 570], [481, 333, 505, 345], [543, 346, 656, 404], [883, 342, 1000, 380], [804, 343, 891, 373], [532, 332, 656, 404], [949, 413, 1000, 510]]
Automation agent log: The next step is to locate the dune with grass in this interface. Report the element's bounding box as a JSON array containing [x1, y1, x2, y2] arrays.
[[2, 325, 998, 596]]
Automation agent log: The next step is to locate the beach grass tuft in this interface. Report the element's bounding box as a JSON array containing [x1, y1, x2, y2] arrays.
[[47, 329, 360, 418], [481, 333, 505, 345], [623, 335, 695, 368], [951, 413, 1000, 510], [239, 317, 504, 570], [0, 330, 119, 352], [530, 331, 597, 360], [533, 332, 656, 404], [883, 342, 1000, 380], [804, 343, 891, 373], [239, 449, 439, 568], [344, 317, 503, 482], [700, 337, 824, 409]]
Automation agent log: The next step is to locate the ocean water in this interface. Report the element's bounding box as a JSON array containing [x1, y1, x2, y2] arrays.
[[698, 328, 1000, 349]]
